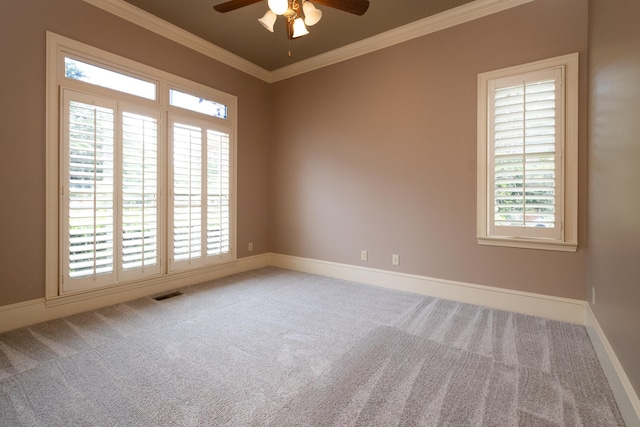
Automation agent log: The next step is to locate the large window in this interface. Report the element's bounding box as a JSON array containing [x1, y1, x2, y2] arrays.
[[477, 54, 578, 251], [47, 33, 236, 297]]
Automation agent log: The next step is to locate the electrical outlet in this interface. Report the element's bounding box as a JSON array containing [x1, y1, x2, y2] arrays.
[[361, 250, 368, 261], [248, 242, 254, 252], [392, 254, 399, 266], [592, 287, 596, 305]]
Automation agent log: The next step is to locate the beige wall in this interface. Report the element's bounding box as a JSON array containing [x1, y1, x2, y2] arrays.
[[0, 0, 271, 306], [0, 1, 594, 303], [270, 0, 589, 299], [588, 0, 640, 397]]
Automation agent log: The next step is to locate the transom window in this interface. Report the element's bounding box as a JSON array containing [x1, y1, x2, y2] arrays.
[[64, 57, 157, 100], [170, 88, 228, 119]]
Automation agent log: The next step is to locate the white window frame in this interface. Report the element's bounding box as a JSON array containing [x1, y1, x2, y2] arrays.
[[46, 32, 237, 301], [477, 53, 578, 252]]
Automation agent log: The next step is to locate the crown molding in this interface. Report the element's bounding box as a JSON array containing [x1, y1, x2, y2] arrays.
[[82, 0, 272, 82], [270, 0, 535, 81], [83, 0, 535, 84]]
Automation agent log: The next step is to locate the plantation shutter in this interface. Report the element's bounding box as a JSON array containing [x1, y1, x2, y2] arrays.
[[119, 109, 161, 280], [169, 115, 233, 271], [488, 68, 564, 240], [62, 91, 116, 292], [171, 120, 203, 268], [206, 129, 231, 259]]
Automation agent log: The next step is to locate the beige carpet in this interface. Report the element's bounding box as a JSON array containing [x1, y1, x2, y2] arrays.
[[0, 267, 624, 426]]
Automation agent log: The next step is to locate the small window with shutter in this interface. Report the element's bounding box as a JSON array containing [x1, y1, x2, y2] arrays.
[[477, 54, 578, 252]]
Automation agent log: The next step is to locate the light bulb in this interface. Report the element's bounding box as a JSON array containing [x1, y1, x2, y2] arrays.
[[268, 0, 288, 15]]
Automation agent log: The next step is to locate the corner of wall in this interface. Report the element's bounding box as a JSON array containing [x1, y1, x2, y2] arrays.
[[584, 304, 640, 427]]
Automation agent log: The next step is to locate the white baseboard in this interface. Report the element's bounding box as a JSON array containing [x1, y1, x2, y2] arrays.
[[584, 304, 640, 427], [0, 253, 271, 334], [0, 252, 584, 330], [271, 253, 585, 324]]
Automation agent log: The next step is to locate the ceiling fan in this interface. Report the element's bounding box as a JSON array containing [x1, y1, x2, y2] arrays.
[[214, 0, 370, 40], [214, 0, 369, 16]]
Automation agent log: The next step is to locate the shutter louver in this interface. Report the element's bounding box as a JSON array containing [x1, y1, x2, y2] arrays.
[[67, 100, 115, 280], [172, 123, 203, 262], [492, 77, 558, 233], [121, 112, 159, 272]]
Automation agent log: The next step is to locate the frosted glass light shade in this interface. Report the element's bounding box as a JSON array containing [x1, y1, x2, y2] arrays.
[[268, 0, 288, 15], [258, 10, 277, 32], [291, 17, 309, 38], [302, 1, 322, 26]]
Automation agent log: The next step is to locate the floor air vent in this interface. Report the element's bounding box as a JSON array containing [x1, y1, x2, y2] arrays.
[[153, 291, 184, 301]]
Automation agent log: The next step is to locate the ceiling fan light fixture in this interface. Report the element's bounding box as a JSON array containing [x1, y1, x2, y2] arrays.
[[291, 17, 309, 38], [213, 0, 370, 55], [258, 10, 277, 32], [302, 1, 322, 26], [268, 0, 289, 15]]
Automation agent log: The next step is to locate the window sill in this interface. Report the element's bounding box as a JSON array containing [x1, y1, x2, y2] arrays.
[[477, 236, 578, 252]]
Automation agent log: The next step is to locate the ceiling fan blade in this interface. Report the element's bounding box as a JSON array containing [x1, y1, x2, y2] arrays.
[[312, 0, 369, 16], [213, 0, 262, 13]]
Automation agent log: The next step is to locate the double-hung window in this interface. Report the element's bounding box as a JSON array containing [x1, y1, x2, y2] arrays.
[[47, 33, 236, 297], [477, 54, 578, 251]]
